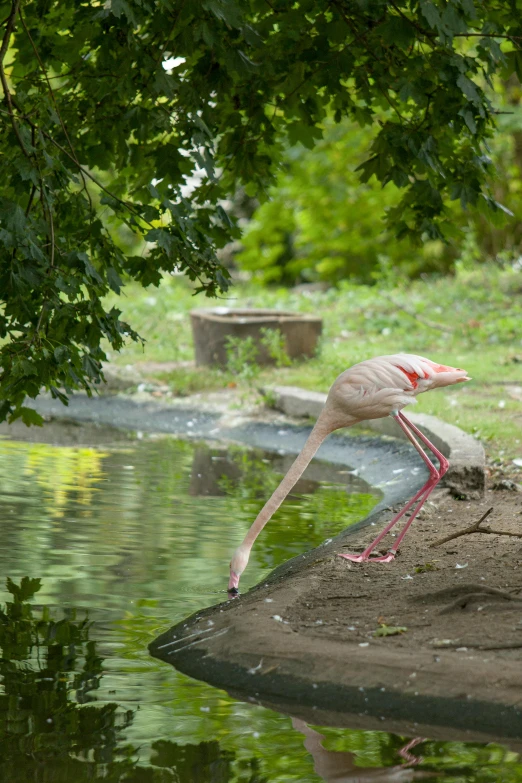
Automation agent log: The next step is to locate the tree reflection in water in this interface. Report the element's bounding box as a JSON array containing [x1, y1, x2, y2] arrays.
[[1, 576, 522, 783], [0, 578, 262, 783]]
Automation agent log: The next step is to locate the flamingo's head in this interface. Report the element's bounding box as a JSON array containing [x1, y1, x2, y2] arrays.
[[427, 363, 471, 389], [228, 544, 251, 595]]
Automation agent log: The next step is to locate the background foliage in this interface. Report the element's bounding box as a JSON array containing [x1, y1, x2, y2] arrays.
[[236, 119, 453, 285], [237, 86, 522, 286]]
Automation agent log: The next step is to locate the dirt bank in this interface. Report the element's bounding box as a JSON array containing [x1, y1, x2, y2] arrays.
[[150, 482, 522, 741], [283, 486, 522, 656]]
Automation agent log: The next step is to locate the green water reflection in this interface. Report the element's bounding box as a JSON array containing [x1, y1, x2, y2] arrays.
[[0, 431, 520, 782]]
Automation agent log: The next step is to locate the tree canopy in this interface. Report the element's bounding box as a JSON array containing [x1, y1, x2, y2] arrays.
[[1, 0, 521, 423]]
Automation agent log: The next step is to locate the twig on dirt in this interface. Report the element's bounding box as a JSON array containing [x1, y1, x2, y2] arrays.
[[428, 507, 522, 547], [478, 527, 522, 537], [430, 508, 493, 546], [432, 640, 522, 650], [381, 293, 453, 333], [414, 584, 518, 602], [439, 591, 521, 614]]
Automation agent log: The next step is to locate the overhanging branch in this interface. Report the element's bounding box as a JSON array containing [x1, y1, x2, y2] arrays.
[[0, 0, 31, 160]]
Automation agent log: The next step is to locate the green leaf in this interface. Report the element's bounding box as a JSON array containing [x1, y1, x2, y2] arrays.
[[461, 109, 477, 134], [481, 195, 514, 217], [376, 16, 415, 49], [78, 252, 104, 284], [19, 407, 44, 427], [216, 205, 232, 228], [287, 123, 323, 149], [145, 228, 178, 255], [6, 576, 42, 601], [441, 4, 467, 37], [456, 74, 482, 106], [107, 266, 123, 293], [202, 0, 243, 27], [374, 624, 408, 637], [458, 0, 476, 18], [419, 0, 443, 31], [3, 201, 27, 234], [54, 346, 69, 363], [50, 386, 69, 405], [19, 359, 38, 376], [109, 0, 137, 23], [355, 154, 387, 183], [414, 562, 439, 573]]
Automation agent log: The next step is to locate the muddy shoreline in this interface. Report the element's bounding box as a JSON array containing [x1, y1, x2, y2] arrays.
[[150, 487, 522, 742]]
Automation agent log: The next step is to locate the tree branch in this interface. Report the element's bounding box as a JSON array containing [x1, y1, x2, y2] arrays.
[[18, 6, 94, 216], [454, 33, 522, 40], [329, 0, 408, 123], [430, 507, 522, 547], [387, 1, 435, 41], [0, 0, 19, 63], [0, 106, 189, 244], [0, 0, 31, 160]]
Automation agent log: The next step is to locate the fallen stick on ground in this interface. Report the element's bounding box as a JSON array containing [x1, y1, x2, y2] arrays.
[[432, 640, 522, 650], [430, 507, 522, 547]]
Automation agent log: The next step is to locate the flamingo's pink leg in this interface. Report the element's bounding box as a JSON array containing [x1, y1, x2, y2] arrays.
[[358, 485, 433, 563], [397, 736, 426, 767], [397, 412, 449, 476], [338, 414, 448, 563], [376, 413, 450, 558]]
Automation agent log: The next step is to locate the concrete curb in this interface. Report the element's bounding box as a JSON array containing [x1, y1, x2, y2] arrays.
[[264, 385, 486, 498], [21, 391, 431, 519]]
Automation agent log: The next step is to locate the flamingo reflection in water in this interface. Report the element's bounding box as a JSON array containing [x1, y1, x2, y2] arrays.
[[292, 718, 435, 783]]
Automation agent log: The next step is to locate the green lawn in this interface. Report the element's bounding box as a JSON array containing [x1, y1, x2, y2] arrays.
[[104, 262, 522, 465]]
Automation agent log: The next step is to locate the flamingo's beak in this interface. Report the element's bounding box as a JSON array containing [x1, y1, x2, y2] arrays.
[[228, 570, 240, 594]]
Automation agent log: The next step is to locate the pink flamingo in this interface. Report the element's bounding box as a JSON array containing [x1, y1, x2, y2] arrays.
[[228, 354, 470, 593]]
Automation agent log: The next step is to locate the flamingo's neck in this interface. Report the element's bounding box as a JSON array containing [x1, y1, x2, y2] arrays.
[[242, 406, 356, 551]]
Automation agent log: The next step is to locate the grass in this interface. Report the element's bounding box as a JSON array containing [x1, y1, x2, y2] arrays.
[[104, 262, 522, 464]]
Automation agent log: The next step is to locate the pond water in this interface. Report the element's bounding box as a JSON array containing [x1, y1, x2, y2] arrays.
[[0, 427, 520, 782]]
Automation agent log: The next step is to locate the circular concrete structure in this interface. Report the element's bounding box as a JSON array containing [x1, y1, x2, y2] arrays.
[[190, 308, 323, 367]]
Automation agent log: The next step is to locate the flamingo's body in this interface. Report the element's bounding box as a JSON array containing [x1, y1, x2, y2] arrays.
[[228, 354, 470, 593]]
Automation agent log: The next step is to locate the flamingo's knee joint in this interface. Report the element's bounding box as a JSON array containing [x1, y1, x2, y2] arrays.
[[439, 458, 449, 476]]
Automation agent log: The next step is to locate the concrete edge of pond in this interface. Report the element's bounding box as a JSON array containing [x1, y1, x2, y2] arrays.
[[263, 384, 486, 499], [23, 390, 433, 517]]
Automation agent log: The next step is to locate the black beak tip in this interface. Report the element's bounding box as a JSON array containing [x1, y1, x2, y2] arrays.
[[228, 587, 239, 595]]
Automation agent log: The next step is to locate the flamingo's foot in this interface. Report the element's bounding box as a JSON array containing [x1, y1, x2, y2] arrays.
[[337, 552, 366, 563], [365, 552, 396, 563], [338, 551, 396, 564]]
